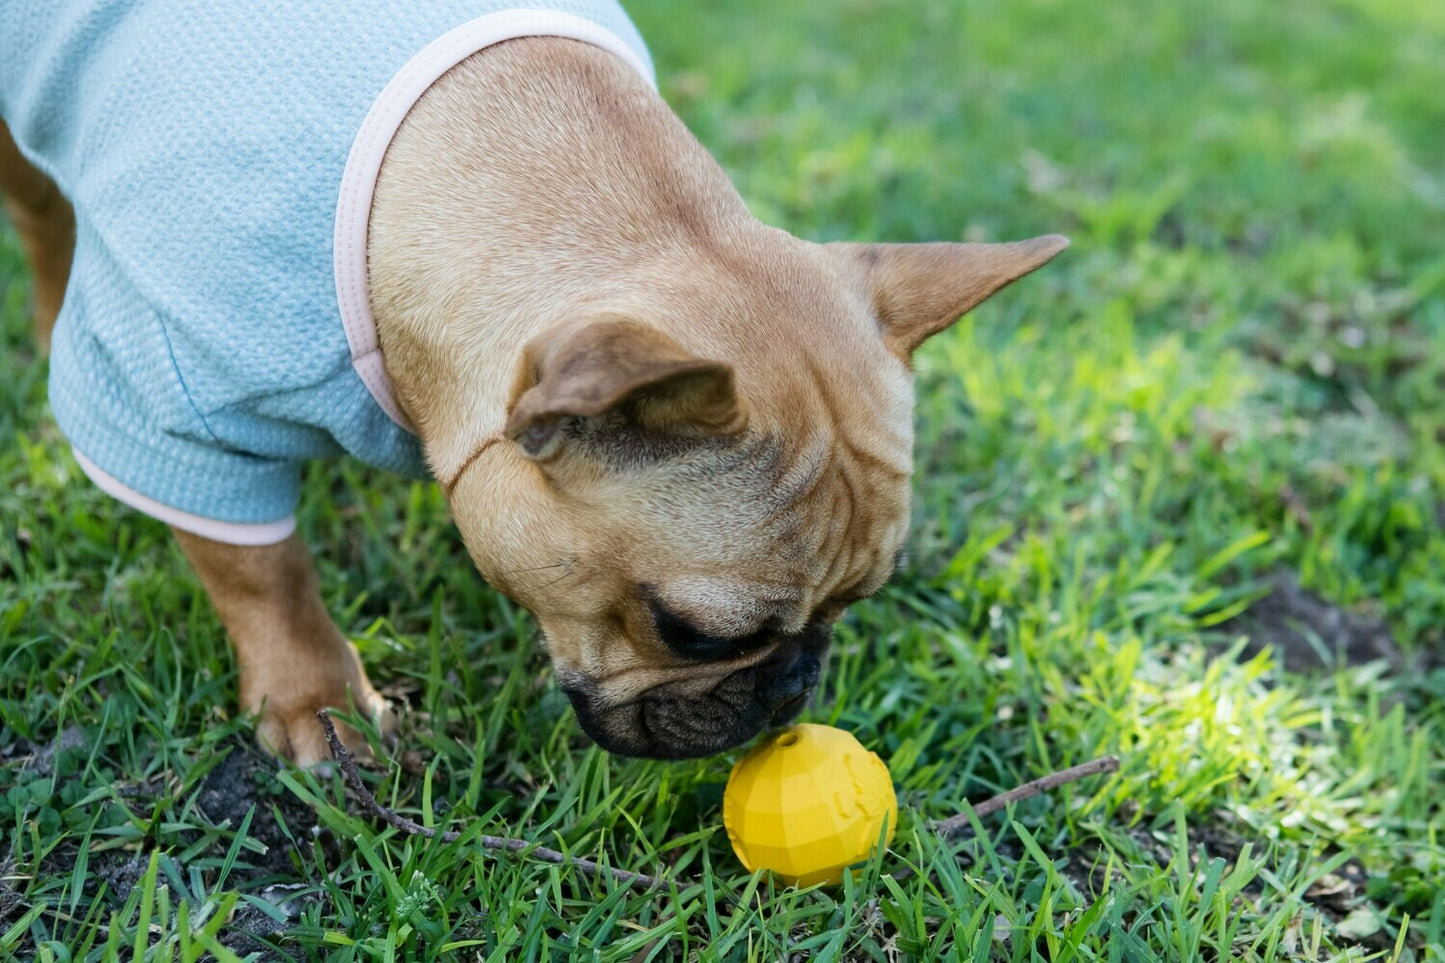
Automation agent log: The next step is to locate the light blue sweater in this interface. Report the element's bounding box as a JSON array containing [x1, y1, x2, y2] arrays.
[[1, 0, 652, 541]]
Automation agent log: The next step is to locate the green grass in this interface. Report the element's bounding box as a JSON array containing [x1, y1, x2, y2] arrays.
[[3, 0, 1443, 959]]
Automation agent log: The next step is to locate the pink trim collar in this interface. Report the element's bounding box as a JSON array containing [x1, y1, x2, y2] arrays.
[[334, 8, 657, 433]]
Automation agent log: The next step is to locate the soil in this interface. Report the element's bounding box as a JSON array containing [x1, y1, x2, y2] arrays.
[[3, 737, 325, 962], [193, 740, 321, 881], [1217, 570, 1423, 674]]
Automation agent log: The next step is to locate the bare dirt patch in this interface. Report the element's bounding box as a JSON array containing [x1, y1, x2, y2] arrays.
[[1218, 571, 1424, 674], [3, 737, 325, 961]]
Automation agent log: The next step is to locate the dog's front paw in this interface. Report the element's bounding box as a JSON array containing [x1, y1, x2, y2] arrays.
[[241, 646, 398, 768], [254, 687, 397, 769]]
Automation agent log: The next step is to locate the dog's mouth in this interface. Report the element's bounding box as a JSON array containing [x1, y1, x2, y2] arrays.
[[561, 649, 822, 760]]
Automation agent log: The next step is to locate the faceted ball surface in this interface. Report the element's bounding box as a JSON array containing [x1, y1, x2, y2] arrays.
[[723, 724, 896, 886]]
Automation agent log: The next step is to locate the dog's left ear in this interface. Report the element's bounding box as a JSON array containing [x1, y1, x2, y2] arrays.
[[505, 317, 742, 460], [829, 235, 1069, 360]]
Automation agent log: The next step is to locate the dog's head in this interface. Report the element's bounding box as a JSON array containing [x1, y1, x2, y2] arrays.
[[447, 234, 1066, 758]]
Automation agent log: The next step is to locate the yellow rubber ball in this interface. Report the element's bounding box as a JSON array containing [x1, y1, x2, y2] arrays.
[[722, 723, 896, 886]]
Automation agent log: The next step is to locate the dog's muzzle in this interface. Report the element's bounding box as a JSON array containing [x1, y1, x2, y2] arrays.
[[562, 629, 829, 760]]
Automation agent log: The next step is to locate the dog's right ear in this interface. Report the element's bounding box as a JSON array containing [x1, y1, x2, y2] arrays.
[[505, 318, 742, 461], [829, 234, 1069, 361]]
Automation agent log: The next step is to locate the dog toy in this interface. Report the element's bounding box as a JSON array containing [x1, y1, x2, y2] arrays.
[[722, 723, 896, 886]]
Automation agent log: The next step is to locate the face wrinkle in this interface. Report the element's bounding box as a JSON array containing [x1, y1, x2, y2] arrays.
[[626, 666, 760, 755], [765, 353, 910, 614], [568, 594, 826, 757], [539, 339, 910, 758]]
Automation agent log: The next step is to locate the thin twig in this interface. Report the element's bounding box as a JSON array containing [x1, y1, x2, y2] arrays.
[[929, 755, 1120, 837], [891, 755, 1120, 882], [316, 710, 667, 892], [320, 709, 1117, 892]]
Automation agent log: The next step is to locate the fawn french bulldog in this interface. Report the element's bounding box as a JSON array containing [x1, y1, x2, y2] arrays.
[[1, 2, 1065, 764]]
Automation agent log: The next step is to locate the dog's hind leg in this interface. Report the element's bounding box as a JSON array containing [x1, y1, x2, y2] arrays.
[[0, 119, 75, 353], [172, 527, 397, 767]]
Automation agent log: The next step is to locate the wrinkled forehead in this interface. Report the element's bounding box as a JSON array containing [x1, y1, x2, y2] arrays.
[[629, 422, 914, 633]]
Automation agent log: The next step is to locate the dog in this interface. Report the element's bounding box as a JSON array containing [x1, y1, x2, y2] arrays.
[[1, 1, 1066, 765]]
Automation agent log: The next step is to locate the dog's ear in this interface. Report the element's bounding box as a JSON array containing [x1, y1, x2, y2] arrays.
[[830, 235, 1069, 360], [505, 318, 742, 460]]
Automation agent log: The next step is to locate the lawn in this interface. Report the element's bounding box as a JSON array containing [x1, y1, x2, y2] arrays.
[[3, 0, 1443, 959]]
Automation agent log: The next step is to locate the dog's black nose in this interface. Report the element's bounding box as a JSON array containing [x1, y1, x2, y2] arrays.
[[561, 628, 830, 760], [769, 691, 810, 726], [759, 652, 820, 722]]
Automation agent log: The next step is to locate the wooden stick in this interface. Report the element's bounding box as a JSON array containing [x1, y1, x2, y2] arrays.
[[319, 709, 1117, 892], [928, 755, 1120, 837], [316, 710, 666, 892], [889, 755, 1120, 882]]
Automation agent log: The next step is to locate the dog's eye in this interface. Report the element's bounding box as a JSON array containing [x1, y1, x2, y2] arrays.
[[650, 604, 774, 661]]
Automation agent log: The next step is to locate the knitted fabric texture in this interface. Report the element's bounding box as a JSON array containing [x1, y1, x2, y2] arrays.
[[1, 0, 652, 533]]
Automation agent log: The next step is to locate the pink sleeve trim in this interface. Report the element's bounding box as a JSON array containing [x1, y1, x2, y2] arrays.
[[72, 448, 298, 546], [334, 9, 657, 433]]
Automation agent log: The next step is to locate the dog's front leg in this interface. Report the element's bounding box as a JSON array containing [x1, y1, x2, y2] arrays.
[[171, 528, 395, 766]]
